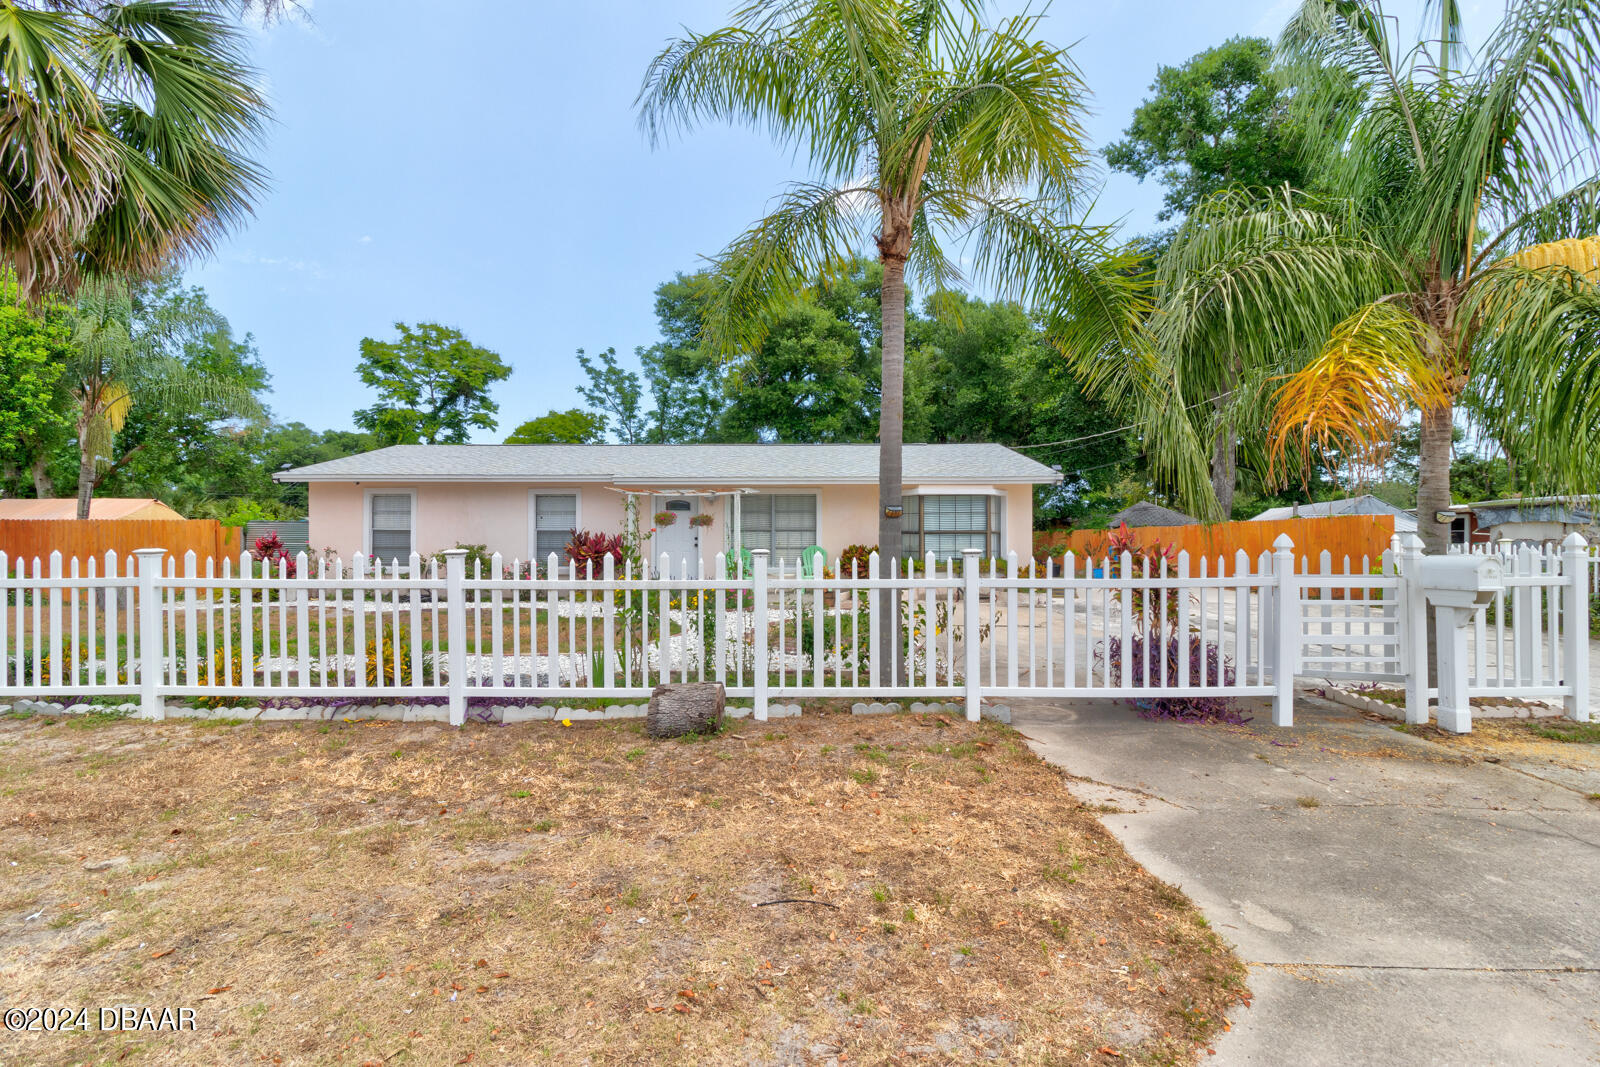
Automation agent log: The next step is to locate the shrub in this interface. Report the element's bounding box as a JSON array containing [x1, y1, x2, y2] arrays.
[[566, 530, 624, 572], [1096, 629, 1251, 725], [251, 531, 297, 578], [832, 543, 874, 580], [429, 543, 493, 574]]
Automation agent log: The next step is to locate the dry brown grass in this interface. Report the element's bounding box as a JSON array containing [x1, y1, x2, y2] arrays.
[[0, 709, 1245, 1065]]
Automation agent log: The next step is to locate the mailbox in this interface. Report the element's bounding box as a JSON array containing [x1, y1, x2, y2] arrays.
[[1418, 555, 1503, 608]]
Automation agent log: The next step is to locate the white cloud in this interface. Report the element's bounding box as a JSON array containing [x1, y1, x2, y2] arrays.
[[235, 250, 327, 280]]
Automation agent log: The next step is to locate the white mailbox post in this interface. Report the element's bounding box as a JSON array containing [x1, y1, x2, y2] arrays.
[[1418, 555, 1504, 733]]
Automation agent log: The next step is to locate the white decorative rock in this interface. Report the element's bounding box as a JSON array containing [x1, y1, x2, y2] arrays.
[[725, 705, 752, 719], [498, 705, 550, 724], [981, 704, 1011, 724]]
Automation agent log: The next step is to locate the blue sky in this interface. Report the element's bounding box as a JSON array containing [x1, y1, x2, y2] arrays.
[[188, 0, 1493, 438]]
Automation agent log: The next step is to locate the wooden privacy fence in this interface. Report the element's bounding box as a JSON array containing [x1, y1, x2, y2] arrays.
[[1037, 514, 1397, 571], [0, 519, 240, 569]]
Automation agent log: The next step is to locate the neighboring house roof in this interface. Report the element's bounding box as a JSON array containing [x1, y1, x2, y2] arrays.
[[274, 443, 1063, 486], [1250, 494, 1418, 533], [1466, 495, 1596, 527], [0, 498, 184, 521], [1106, 502, 1198, 527]]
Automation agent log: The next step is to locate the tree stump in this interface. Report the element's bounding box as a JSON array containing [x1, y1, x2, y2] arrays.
[[646, 682, 725, 739]]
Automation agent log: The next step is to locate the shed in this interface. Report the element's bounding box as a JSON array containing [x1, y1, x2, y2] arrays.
[[1250, 495, 1418, 534], [0, 498, 185, 521], [1106, 501, 1198, 527]]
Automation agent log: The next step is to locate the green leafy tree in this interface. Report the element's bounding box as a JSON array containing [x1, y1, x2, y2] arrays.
[[0, 280, 72, 496], [354, 322, 510, 445], [94, 278, 275, 514], [62, 277, 259, 518], [1105, 37, 1312, 223], [575, 347, 648, 443], [1141, 0, 1600, 552], [637, 275, 726, 442], [505, 408, 606, 444], [640, 0, 1140, 672], [720, 299, 879, 442], [0, 0, 269, 299], [257, 423, 382, 511], [1104, 36, 1331, 513]]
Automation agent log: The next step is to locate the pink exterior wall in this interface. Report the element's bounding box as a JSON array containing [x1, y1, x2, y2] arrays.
[[307, 479, 1037, 563]]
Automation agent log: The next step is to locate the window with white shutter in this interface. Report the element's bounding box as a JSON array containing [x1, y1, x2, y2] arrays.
[[738, 494, 817, 565], [368, 493, 413, 563], [533, 493, 578, 561]]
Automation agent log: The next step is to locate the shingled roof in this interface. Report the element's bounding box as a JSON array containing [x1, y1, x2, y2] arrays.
[[275, 443, 1062, 486], [1105, 501, 1199, 527]]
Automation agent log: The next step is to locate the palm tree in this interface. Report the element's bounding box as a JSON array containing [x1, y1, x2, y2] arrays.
[[1141, 0, 1600, 553], [64, 276, 257, 518], [0, 0, 268, 300], [638, 0, 1144, 669]]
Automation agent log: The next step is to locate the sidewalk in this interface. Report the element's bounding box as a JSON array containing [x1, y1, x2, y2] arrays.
[[1012, 693, 1600, 1065]]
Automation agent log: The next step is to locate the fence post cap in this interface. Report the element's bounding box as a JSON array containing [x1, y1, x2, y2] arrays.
[[1272, 534, 1295, 551], [1561, 532, 1589, 550], [960, 547, 982, 556], [440, 548, 468, 558], [131, 547, 167, 558], [1395, 532, 1424, 552], [749, 548, 769, 558]]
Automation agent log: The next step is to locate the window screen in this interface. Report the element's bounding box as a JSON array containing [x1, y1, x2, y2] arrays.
[[369, 494, 412, 563], [534, 493, 577, 561], [737, 494, 817, 565], [904, 494, 997, 560]]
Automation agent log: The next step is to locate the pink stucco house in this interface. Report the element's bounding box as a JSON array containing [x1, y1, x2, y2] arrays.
[[274, 443, 1060, 570]]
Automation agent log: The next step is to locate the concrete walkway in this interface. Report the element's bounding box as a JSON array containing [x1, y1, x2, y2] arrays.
[[1012, 694, 1600, 1066]]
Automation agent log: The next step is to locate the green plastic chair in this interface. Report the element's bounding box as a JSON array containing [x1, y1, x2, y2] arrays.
[[800, 545, 827, 579]]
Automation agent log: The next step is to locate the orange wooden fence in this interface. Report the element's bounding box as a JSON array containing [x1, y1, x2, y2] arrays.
[[0, 519, 242, 569], [1035, 514, 1398, 571]]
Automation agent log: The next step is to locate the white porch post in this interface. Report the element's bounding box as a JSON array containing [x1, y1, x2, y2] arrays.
[[733, 493, 743, 577]]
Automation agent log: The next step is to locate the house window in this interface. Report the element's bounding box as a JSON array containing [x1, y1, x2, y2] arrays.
[[532, 493, 578, 561], [737, 494, 817, 565], [1450, 516, 1469, 545], [368, 492, 414, 563], [902, 495, 999, 561]]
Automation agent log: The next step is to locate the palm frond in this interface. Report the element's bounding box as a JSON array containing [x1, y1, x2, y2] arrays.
[[1268, 300, 1451, 481], [1460, 260, 1600, 490], [699, 180, 876, 355]]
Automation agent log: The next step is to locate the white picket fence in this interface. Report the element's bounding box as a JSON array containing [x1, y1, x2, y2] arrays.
[[0, 533, 1588, 729]]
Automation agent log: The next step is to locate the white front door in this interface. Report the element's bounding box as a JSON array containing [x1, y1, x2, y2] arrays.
[[653, 497, 699, 577]]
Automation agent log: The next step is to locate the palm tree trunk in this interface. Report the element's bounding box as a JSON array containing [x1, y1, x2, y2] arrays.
[[1416, 400, 1454, 555], [1209, 407, 1236, 518], [878, 254, 906, 685], [76, 442, 95, 520]]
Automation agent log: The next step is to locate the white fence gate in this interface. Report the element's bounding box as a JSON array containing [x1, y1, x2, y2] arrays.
[[0, 533, 1588, 730]]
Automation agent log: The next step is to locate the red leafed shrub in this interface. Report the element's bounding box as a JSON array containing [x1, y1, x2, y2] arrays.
[[565, 530, 624, 571], [251, 531, 297, 578]]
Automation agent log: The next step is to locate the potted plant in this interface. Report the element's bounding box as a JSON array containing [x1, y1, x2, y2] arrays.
[[653, 510, 677, 527], [689, 513, 713, 528]]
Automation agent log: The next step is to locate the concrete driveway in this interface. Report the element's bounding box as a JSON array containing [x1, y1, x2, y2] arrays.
[[1012, 694, 1600, 1066]]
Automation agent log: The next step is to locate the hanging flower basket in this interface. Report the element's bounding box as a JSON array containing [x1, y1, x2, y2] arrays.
[[689, 513, 714, 528], [653, 510, 678, 527]]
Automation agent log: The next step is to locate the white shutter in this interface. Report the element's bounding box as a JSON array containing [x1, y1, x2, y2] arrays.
[[369, 493, 412, 561]]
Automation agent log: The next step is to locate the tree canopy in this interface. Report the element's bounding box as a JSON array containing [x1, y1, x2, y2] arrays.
[[354, 322, 510, 445], [505, 409, 606, 444], [1105, 36, 1312, 222]]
